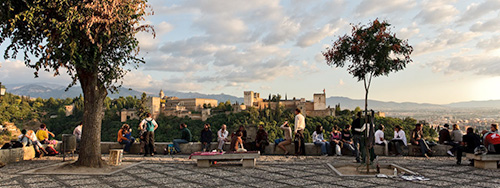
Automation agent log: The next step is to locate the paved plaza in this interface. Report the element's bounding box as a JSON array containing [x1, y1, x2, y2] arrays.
[[0, 155, 499, 188]]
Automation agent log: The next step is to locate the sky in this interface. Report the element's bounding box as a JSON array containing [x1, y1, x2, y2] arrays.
[[1, 0, 500, 104]]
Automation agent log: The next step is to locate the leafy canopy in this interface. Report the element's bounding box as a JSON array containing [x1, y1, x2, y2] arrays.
[[322, 19, 413, 81], [0, 0, 153, 90]]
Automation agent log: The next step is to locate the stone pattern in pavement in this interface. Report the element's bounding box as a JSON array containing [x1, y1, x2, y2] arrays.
[[0, 155, 499, 188]]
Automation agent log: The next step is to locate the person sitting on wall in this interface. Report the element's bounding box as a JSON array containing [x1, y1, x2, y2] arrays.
[[341, 124, 358, 159], [482, 123, 500, 154], [200, 123, 213, 152], [173, 123, 192, 154], [411, 123, 432, 158], [330, 126, 343, 156], [375, 124, 389, 156], [390, 125, 407, 156], [117, 124, 135, 153], [438, 124, 451, 144], [456, 127, 481, 165], [312, 125, 330, 156], [36, 123, 56, 145], [18, 129, 32, 147], [254, 124, 269, 154], [238, 125, 247, 144], [217, 124, 230, 152], [27, 130, 48, 157], [234, 131, 246, 152], [277, 121, 292, 155]]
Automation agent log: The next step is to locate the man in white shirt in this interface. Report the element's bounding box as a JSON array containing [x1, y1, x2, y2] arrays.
[[294, 108, 306, 155], [391, 125, 407, 156], [217, 124, 230, 151], [374, 124, 388, 155]]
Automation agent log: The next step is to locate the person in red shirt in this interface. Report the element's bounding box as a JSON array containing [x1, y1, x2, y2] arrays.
[[482, 124, 500, 154]]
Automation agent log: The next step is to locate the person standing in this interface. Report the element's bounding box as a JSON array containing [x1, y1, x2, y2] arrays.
[[390, 125, 407, 156], [217, 124, 230, 151], [255, 125, 269, 154], [117, 124, 135, 153], [351, 112, 363, 162], [73, 122, 83, 143], [173, 123, 192, 154], [294, 108, 306, 155], [278, 121, 292, 155], [312, 125, 330, 156], [200, 124, 213, 152], [139, 113, 158, 156]]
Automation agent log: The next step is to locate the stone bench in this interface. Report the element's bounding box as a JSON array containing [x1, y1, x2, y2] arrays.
[[0, 146, 35, 164], [466, 153, 500, 169], [190, 151, 260, 167], [408, 144, 452, 156]]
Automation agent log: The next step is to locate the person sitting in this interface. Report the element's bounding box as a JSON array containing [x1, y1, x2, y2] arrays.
[[390, 125, 407, 156], [483, 123, 500, 154], [173, 123, 192, 154], [456, 127, 481, 165], [73, 122, 83, 143], [27, 130, 47, 157], [341, 125, 357, 158], [255, 125, 269, 154], [447, 124, 463, 157], [18, 129, 32, 147], [330, 126, 342, 156], [313, 125, 330, 156], [238, 125, 247, 144], [277, 121, 292, 155], [117, 124, 135, 153], [200, 124, 212, 152], [217, 124, 230, 151], [438, 124, 451, 144], [374, 124, 389, 156], [234, 131, 246, 152], [411, 123, 432, 158], [36, 123, 55, 144]]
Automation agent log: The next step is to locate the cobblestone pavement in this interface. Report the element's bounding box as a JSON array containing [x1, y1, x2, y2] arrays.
[[1, 155, 499, 188]]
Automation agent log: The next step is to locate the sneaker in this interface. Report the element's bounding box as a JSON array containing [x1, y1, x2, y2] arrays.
[[322, 154, 328, 157], [447, 150, 454, 157], [424, 153, 430, 159], [456, 161, 461, 165]]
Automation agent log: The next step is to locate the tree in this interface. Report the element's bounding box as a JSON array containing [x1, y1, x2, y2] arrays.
[[322, 19, 412, 171], [1, 0, 153, 167]]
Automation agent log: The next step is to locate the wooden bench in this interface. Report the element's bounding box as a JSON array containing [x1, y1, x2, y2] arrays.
[[190, 151, 260, 168], [466, 153, 500, 169]]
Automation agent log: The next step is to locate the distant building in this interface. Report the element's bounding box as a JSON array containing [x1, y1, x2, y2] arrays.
[[118, 108, 139, 122], [147, 97, 161, 118], [376, 111, 386, 117], [164, 98, 218, 112], [64, 104, 74, 116], [242, 90, 335, 117]]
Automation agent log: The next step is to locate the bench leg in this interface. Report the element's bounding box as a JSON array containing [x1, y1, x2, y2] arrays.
[[242, 159, 255, 168], [197, 160, 210, 168], [474, 161, 498, 169]]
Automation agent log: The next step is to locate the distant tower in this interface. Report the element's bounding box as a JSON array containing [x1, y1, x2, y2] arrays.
[[244, 91, 255, 107], [313, 92, 326, 110], [159, 89, 165, 99]]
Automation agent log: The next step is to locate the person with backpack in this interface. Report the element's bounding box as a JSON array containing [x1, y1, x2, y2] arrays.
[[139, 113, 158, 156], [172, 123, 192, 154]]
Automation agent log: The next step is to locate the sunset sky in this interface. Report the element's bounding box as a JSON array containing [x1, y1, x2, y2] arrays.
[[1, 0, 500, 104]]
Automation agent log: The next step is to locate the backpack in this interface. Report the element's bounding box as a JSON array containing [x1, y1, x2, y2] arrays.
[[11, 141, 23, 148], [45, 146, 59, 156], [146, 120, 155, 132]]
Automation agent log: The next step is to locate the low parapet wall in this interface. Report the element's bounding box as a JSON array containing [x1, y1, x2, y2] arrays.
[[0, 146, 35, 164], [100, 142, 453, 156]]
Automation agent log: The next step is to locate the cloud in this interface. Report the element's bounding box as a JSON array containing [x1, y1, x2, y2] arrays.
[[260, 85, 271, 90], [156, 21, 174, 35], [470, 13, 500, 32], [476, 35, 500, 51], [413, 29, 479, 55], [355, 0, 416, 17], [0, 60, 71, 85], [122, 71, 153, 89], [457, 0, 500, 23], [144, 55, 206, 72], [414, 1, 459, 24], [339, 79, 345, 86], [397, 22, 420, 39], [428, 54, 500, 76], [296, 21, 343, 47]]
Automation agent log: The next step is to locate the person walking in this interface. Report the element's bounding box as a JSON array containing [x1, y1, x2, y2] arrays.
[[139, 113, 158, 156]]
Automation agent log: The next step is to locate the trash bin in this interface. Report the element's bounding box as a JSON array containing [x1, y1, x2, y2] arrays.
[[109, 149, 123, 166], [62, 134, 77, 154]]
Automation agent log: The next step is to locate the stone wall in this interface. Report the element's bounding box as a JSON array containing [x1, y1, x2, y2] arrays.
[[0, 146, 35, 164]]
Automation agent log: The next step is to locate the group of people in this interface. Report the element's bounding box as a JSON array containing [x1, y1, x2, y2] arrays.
[[15, 123, 58, 157]]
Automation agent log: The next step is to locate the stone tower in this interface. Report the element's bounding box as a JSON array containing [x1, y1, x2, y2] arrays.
[[313, 92, 326, 110], [243, 91, 254, 107]]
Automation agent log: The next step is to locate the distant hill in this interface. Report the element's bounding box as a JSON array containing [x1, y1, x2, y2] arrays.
[[326, 96, 449, 111], [6, 83, 244, 103], [446, 100, 500, 108]]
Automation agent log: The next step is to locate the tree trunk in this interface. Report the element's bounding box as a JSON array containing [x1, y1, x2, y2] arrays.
[[364, 87, 370, 172], [74, 69, 107, 167]]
